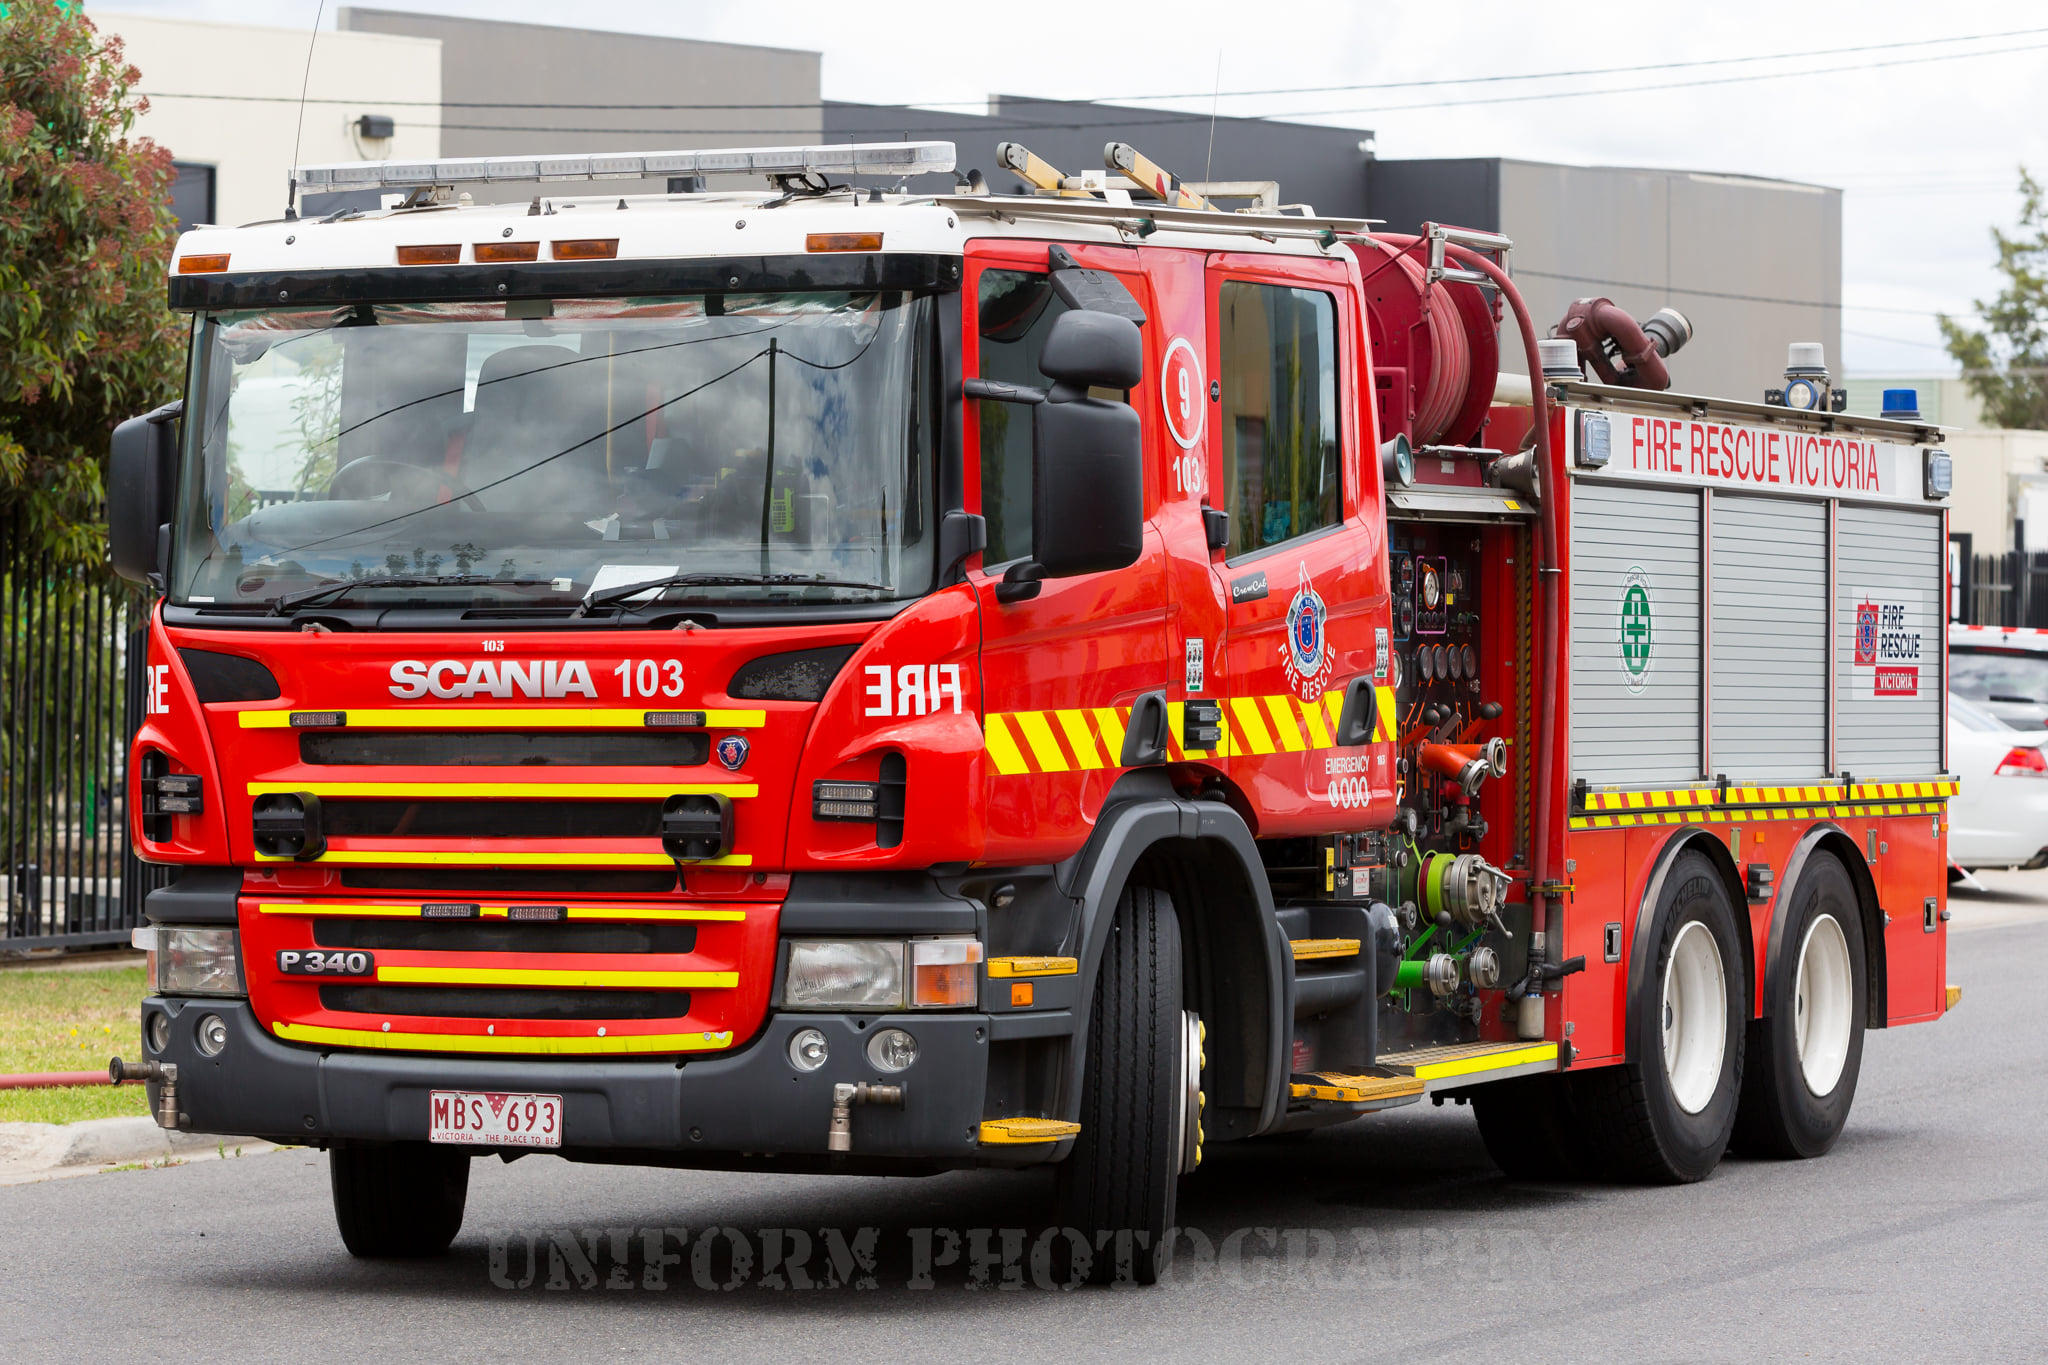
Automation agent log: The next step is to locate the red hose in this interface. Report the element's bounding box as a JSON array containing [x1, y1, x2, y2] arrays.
[[1435, 245, 1564, 976], [0, 1070, 112, 1090]]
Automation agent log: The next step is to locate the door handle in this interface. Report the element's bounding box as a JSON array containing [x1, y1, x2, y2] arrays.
[[1121, 690, 1170, 766]]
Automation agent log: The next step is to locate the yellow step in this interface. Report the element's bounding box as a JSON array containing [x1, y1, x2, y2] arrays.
[[1377, 1040, 1559, 1086], [1946, 983, 1962, 1010], [1289, 1072, 1425, 1104], [978, 1117, 1081, 1145], [1290, 938, 1361, 962], [986, 956, 1078, 979]]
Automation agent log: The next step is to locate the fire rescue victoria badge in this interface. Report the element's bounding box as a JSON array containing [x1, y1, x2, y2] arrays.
[[1282, 562, 1334, 701]]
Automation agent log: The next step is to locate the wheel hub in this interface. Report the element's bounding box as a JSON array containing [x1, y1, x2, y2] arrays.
[[1794, 913, 1854, 1097], [1661, 920, 1728, 1115]]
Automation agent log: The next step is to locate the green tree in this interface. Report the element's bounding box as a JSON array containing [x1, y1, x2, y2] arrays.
[[1941, 168, 2048, 431], [0, 6, 183, 565]]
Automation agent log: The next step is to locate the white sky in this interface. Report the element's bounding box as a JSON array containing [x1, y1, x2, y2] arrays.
[[94, 0, 2048, 377]]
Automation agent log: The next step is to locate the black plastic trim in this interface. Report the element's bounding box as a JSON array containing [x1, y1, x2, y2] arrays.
[[169, 252, 961, 311], [145, 867, 242, 925], [1056, 779, 1290, 1137], [778, 872, 979, 934]]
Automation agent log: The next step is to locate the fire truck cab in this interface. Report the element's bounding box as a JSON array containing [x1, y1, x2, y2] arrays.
[[108, 140, 1957, 1282]]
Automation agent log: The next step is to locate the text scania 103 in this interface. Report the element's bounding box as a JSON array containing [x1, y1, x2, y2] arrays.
[[105, 139, 1958, 1280]]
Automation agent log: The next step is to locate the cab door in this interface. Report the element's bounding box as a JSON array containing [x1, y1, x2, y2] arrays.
[[965, 242, 1173, 862], [1205, 254, 1393, 835]]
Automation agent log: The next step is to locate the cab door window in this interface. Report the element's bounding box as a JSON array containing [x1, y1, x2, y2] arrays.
[[975, 268, 1134, 567], [1219, 281, 1341, 559]]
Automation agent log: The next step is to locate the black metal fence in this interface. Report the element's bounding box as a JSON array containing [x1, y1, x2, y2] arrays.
[[1, 513, 166, 952], [1959, 551, 2048, 628]]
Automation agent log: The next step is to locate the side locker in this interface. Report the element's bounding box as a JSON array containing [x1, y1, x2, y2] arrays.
[[1835, 503, 1947, 1022], [1564, 479, 1702, 1050], [1568, 482, 1703, 787]]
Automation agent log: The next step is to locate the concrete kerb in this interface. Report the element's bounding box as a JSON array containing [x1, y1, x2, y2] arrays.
[[0, 1117, 276, 1186]]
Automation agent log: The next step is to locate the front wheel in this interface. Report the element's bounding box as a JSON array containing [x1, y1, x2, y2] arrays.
[[1055, 885, 1186, 1285], [1732, 852, 1866, 1158], [1576, 849, 1747, 1183], [330, 1141, 470, 1257]]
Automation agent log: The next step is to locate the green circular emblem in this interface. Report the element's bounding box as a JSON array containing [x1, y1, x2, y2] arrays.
[[1619, 569, 1653, 692]]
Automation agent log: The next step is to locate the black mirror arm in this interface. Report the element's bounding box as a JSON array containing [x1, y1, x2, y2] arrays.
[[994, 560, 1044, 604], [963, 378, 1045, 406]]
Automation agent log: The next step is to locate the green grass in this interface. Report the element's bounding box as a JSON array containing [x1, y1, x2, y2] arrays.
[[0, 966, 150, 1124]]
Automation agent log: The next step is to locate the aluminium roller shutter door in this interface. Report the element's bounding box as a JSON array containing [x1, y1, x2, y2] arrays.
[[1710, 493, 1827, 781], [1835, 504, 1943, 777], [1569, 480, 1701, 785]]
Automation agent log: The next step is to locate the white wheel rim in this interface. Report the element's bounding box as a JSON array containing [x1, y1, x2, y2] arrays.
[[1661, 920, 1728, 1114], [1794, 914, 1854, 1097]]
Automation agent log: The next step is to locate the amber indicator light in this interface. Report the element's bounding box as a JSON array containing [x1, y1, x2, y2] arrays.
[[805, 232, 883, 253], [177, 254, 231, 274], [396, 244, 460, 266], [474, 240, 539, 263], [551, 238, 619, 260]]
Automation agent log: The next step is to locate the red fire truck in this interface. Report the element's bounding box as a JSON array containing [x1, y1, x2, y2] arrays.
[[107, 139, 1957, 1282]]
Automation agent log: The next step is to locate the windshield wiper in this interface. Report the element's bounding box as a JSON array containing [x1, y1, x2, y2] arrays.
[[271, 574, 559, 615], [576, 571, 895, 616]]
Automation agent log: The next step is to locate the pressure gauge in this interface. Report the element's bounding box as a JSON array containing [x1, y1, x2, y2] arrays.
[[1419, 563, 1443, 610]]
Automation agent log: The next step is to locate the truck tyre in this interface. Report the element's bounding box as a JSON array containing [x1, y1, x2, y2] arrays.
[[1470, 1074, 1584, 1180], [1576, 849, 1746, 1183], [1056, 885, 1185, 1285], [1731, 852, 1866, 1158], [330, 1141, 470, 1257]]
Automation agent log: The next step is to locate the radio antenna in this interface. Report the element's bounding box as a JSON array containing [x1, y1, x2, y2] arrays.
[[285, 0, 327, 220], [1204, 51, 1222, 183]]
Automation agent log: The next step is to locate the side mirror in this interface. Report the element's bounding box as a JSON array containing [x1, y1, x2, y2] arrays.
[[1029, 311, 1144, 586], [109, 401, 182, 584]]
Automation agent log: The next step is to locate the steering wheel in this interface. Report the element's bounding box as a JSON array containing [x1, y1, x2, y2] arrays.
[[325, 457, 482, 507]]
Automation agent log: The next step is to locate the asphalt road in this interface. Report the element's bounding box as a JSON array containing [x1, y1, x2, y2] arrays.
[[4, 890, 2046, 1364]]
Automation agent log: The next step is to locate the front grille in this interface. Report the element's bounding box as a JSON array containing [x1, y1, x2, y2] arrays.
[[320, 799, 660, 839], [313, 919, 697, 955], [341, 868, 678, 893], [322, 984, 689, 1021], [301, 730, 709, 767]]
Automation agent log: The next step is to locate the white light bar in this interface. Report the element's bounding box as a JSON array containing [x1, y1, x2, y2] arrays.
[[293, 141, 956, 191]]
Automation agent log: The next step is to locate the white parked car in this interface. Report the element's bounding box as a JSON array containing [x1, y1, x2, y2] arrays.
[[1948, 692, 2048, 870], [1950, 623, 2048, 729]]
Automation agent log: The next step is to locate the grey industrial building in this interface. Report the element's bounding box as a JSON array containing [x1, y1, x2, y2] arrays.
[[335, 8, 1838, 401]]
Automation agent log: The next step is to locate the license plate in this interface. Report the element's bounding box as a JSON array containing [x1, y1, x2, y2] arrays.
[[429, 1090, 562, 1148], [277, 948, 375, 976]]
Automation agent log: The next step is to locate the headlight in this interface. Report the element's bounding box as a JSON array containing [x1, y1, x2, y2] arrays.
[[782, 940, 905, 1009], [133, 926, 245, 997]]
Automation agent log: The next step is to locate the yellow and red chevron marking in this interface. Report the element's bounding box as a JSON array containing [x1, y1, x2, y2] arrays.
[[982, 686, 1397, 776], [1571, 799, 1946, 831], [1581, 780, 1957, 812]]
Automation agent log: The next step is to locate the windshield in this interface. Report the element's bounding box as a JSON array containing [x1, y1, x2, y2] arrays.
[[170, 292, 934, 611], [1950, 649, 2048, 706]]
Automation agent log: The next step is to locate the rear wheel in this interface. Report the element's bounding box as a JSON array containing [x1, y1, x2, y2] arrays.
[[330, 1141, 470, 1257], [1732, 853, 1866, 1158], [1576, 850, 1746, 1183], [1055, 885, 1185, 1285]]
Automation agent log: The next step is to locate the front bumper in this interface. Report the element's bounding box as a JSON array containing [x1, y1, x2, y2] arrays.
[[141, 997, 1014, 1168]]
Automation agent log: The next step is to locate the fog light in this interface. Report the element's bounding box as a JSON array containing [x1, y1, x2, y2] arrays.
[[196, 1013, 228, 1057], [146, 1011, 171, 1053], [865, 1027, 918, 1072], [788, 1027, 830, 1071], [910, 938, 983, 1008]]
